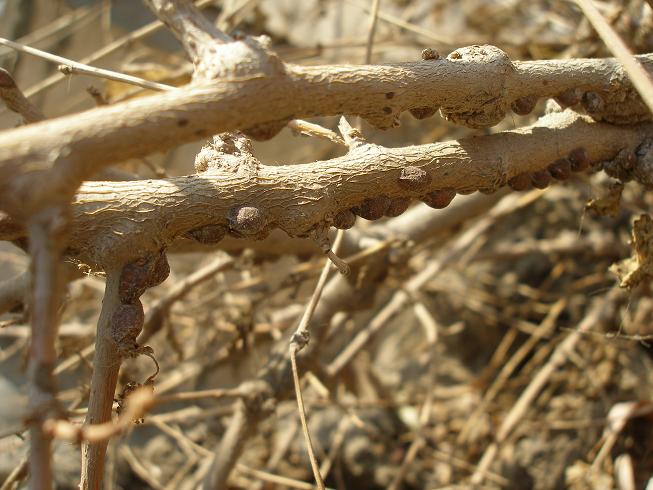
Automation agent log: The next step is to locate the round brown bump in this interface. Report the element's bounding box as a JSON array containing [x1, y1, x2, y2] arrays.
[[548, 158, 572, 180], [448, 50, 462, 60], [510, 96, 537, 116], [382, 106, 392, 114], [333, 210, 356, 230], [110, 301, 145, 349], [148, 251, 170, 289], [581, 92, 604, 113], [568, 148, 590, 172], [186, 224, 227, 244], [508, 173, 532, 191], [119, 252, 168, 304], [531, 170, 551, 189], [352, 196, 390, 220], [409, 106, 438, 120], [177, 118, 189, 127], [0, 68, 16, 88], [422, 189, 456, 209], [615, 149, 637, 170], [421, 48, 440, 60], [385, 92, 395, 99], [398, 166, 431, 191], [228, 205, 266, 236], [554, 88, 581, 108], [385, 197, 411, 217]]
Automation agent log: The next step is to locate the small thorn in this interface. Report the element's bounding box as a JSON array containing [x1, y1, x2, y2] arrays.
[[325, 249, 350, 275]]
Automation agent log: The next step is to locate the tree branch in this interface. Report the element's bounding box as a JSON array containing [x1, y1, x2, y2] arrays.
[[15, 110, 651, 269], [1, 48, 651, 215]]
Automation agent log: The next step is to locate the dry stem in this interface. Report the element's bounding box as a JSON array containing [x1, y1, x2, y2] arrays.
[[27, 206, 68, 490], [1, 51, 652, 214], [19, 111, 649, 269], [79, 271, 123, 490]]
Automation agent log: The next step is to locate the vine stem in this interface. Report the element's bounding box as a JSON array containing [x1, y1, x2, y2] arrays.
[[80, 270, 122, 490]]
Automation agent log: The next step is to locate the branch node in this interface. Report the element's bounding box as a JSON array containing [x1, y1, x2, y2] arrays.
[[338, 116, 367, 149]]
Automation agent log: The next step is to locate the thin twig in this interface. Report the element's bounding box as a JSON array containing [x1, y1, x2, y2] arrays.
[[575, 0, 653, 114], [45, 388, 153, 443], [364, 0, 381, 64], [139, 254, 234, 343], [0, 37, 174, 92], [287, 119, 346, 146], [289, 230, 346, 490], [470, 289, 621, 484]]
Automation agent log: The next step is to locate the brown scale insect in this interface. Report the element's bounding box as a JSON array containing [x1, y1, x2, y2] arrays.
[[568, 148, 590, 172], [531, 170, 551, 189], [352, 196, 390, 220], [508, 173, 532, 191], [119, 251, 170, 304], [110, 301, 145, 357], [421, 189, 456, 209], [421, 47, 440, 60], [409, 106, 438, 120], [511, 96, 538, 116], [333, 210, 357, 230], [185, 224, 227, 244], [554, 88, 581, 108], [548, 158, 572, 180], [228, 205, 267, 237], [385, 197, 411, 217], [581, 91, 604, 113]]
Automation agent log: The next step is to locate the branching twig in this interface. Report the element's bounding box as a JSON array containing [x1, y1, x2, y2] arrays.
[[1, 50, 653, 212], [289, 230, 345, 490]]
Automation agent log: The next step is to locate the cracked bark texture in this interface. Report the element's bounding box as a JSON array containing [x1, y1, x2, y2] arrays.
[[14, 110, 653, 269], [0, 48, 652, 216]]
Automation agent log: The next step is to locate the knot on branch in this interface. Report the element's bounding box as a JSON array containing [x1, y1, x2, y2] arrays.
[[579, 76, 652, 125], [118, 250, 170, 304], [195, 132, 259, 176], [228, 205, 269, 239], [194, 35, 285, 82], [601, 140, 653, 187], [440, 45, 515, 128], [110, 301, 145, 357]]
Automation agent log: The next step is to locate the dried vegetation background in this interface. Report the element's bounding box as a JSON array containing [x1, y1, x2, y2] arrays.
[[1, 0, 653, 489]]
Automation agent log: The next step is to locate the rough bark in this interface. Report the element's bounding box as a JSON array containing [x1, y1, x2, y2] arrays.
[[20, 110, 653, 269], [0, 48, 650, 216]]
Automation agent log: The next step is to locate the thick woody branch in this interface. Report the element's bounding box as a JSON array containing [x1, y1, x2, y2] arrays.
[[0, 48, 652, 214], [30, 111, 653, 269]]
